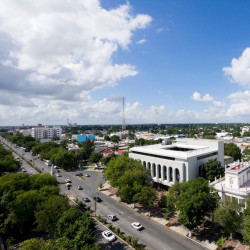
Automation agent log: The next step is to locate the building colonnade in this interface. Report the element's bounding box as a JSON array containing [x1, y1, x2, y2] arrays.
[[142, 161, 185, 185]]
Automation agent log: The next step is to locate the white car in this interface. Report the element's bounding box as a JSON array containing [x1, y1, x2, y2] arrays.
[[84, 173, 90, 177], [56, 173, 62, 177], [107, 214, 117, 221], [131, 222, 143, 230], [65, 179, 71, 183], [102, 230, 116, 242]]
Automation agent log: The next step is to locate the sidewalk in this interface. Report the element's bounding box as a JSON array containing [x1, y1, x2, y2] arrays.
[[100, 182, 249, 250]]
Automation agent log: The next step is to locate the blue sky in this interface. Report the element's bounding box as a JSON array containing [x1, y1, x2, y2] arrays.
[[0, 0, 250, 125]]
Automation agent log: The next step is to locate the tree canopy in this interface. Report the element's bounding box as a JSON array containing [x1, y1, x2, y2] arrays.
[[214, 198, 243, 238], [224, 143, 241, 161], [243, 197, 250, 246], [104, 156, 156, 204], [204, 159, 224, 182]]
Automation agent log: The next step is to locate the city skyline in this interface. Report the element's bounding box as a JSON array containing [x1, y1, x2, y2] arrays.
[[0, 0, 250, 126]]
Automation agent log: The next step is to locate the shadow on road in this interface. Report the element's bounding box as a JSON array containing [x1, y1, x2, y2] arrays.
[[95, 227, 129, 250]]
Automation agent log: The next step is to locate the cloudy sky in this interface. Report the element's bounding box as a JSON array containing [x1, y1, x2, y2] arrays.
[[0, 0, 250, 126]]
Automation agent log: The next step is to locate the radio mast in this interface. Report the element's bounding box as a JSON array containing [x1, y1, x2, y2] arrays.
[[122, 97, 126, 132]]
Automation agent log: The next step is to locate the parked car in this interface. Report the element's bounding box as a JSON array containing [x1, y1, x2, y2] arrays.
[[75, 173, 83, 176], [54, 165, 59, 169], [93, 196, 102, 202], [131, 222, 143, 230], [102, 230, 116, 242], [77, 185, 83, 190], [84, 173, 90, 177], [56, 173, 62, 177], [65, 179, 71, 183], [65, 183, 71, 187], [82, 197, 90, 202], [107, 214, 117, 221]]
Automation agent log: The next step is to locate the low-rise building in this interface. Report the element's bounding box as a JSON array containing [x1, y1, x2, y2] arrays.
[[129, 138, 224, 187], [212, 161, 250, 208], [72, 134, 95, 143]]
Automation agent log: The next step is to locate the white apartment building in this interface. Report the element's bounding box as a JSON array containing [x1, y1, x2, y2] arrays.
[[242, 126, 250, 134], [129, 138, 224, 187], [31, 125, 62, 139], [212, 161, 250, 208]]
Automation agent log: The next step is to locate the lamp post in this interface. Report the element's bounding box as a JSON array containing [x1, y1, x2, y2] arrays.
[[93, 192, 99, 217]]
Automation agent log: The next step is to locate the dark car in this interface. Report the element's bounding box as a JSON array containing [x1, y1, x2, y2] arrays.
[[93, 196, 102, 202], [82, 197, 90, 202], [75, 173, 83, 176]]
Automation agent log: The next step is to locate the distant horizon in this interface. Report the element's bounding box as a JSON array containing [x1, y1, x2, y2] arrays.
[[1, 122, 249, 128]]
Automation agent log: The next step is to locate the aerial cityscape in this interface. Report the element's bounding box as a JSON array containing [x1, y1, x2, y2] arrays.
[[0, 1, 250, 250]]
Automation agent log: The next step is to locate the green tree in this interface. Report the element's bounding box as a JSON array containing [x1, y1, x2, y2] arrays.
[[89, 152, 102, 163], [56, 206, 96, 248], [204, 159, 224, 182], [35, 195, 70, 233], [133, 186, 156, 207], [243, 146, 250, 156], [104, 135, 110, 141], [224, 143, 241, 161], [243, 197, 250, 245], [21, 238, 46, 250], [79, 140, 94, 160], [110, 135, 120, 143], [214, 198, 243, 238], [176, 178, 219, 228]]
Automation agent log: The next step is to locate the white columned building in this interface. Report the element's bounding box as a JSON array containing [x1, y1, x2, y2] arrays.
[[129, 138, 224, 187]]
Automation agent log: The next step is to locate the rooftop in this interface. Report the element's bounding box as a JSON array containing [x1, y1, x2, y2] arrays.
[[130, 139, 220, 160]]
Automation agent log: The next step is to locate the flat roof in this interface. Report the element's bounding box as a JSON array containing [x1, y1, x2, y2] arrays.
[[130, 143, 218, 160]]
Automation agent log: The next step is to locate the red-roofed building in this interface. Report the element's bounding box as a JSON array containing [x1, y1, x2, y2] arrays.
[[101, 149, 113, 157]]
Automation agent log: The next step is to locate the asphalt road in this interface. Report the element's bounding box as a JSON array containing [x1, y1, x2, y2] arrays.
[[1, 138, 207, 250]]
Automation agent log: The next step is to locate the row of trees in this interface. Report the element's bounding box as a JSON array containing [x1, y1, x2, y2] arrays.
[[0, 143, 19, 175], [159, 178, 250, 245], [0, 173, 97, 249], [104, 156, 156, 206]]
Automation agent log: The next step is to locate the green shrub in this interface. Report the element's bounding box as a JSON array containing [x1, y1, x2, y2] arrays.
[[164, 212, 171, 220], [216, 236, 226, 247]]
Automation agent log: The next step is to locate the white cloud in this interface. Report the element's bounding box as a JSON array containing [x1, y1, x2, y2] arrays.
[[0, 0, 152, 100], [226, 90, 250, 117], [136, 39, 146, 44], [191, 92, 214, 101], [156, 27, 169, 33], [223, 47, 250, 88]]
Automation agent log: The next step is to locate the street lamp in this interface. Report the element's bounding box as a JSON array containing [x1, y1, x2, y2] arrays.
[[92, 192, 99, 217]]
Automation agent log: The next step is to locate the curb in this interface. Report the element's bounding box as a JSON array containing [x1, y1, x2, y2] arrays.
[[100, 187, 211, 250]]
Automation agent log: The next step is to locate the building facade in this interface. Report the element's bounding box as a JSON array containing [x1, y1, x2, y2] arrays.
[[72, 134, 95, 143], [31, 125, 62, 139], [129, 138, 224, 187], [212, 161, 250, 208]]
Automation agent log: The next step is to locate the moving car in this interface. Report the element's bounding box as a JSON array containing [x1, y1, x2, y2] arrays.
[[93, 196, 102, 202], [84, 173, 90, 177], [107, 214, 117, 221], [102, 230, 116, 242], [77, 185, 83, 190], [65, 179, 71, 183], [65, 183, 71, 187], [56, 173, 62, 177], [82, 197, 90, 202], [131, 222, 143, 230]]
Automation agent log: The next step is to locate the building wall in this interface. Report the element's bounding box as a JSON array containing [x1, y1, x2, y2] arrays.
[[129, 152, 187, 186]]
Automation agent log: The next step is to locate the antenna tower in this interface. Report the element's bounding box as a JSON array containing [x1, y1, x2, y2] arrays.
[[122, 97, 126, 132]]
